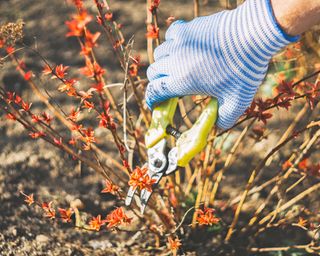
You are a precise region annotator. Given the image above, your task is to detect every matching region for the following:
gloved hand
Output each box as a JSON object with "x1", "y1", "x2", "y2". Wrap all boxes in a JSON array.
[{"x1": 145, "y1": 0, "x2": 299, "y2": 129}]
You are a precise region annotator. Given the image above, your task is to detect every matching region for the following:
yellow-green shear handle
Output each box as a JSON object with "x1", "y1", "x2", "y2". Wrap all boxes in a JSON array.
[
  {"x1": 145, "y1": 98, "x2": 179, "y2": 148},
  {"x1": 176, "y1": 98, "x2": 218, "y2": 167}
]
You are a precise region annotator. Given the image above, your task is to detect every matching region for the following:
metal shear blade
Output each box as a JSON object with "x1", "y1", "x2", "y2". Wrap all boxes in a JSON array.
[
  {"x1": 125, "y1": 139, "x2": 177, "y2": 214},
  {"x1": 139, "y1": 171, "x2": 164, "y2": 214}
]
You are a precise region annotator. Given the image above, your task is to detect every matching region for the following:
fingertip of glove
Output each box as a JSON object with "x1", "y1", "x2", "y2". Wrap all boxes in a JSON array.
[
  {"x1": 146, "y1": 65, "x2": 153, "y2": 81},
  {"x1": 145, "y1": 98, "x2": 153, "y2": 111},
  {"x1": 171, "y1": 20, "x2": 186, "y2": 26},
  {"x1": 145, "y1": 86, "x2": 155, "y2": 110},
  {"x1": 165, "y1": 19, "x2": 186, "y2": 40}
]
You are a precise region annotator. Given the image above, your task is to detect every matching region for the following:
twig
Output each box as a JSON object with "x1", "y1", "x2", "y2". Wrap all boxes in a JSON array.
[
  {"x1": 263, "y1": 102, "x2": 309, "y2": 170},
  {"x1": 225, "y1": 120, "x2": 320, "y2": 241},
  {"x1": 194, "y1": 0, "x2": 200, "y2": 17},
  {"x1": 146, "y1": 0, "x2": 155, "y2": 64},
  {"x1": 168, "y1": 206, "x2": 196, "y2": 235},
  {"x1": 247, "y1": 126, "x2": 320, "y2": 227},
  {"x1": 250, "y1": 243, "x2": 319, "y2": 253},
  {"x1": 191, "y1": 167, "x2": 203, "y2": 228},
  {"x1": 259, "y1": 182, "x2": 320, "y2": 225},
  {"x1": 122, "y1": 36, "x2": 135, "y2": 153},
  {"x1": 178, "y1": 99, "x2": 193, "y2": 128},
  {"x1": 210, "y1": 119, "x2": 254, "y2": 204},
  {"x1": 285, "y1": 174, "x2": 307, "y2": 193}
]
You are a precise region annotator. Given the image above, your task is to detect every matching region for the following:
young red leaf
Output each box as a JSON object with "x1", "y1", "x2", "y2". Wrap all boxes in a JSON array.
[
  {"x1": 101, "y1": 180, "x2": 119, "y2": 195},
  {"x1": 146, "y1": 24, "x2": 159, "y2": 39},
  {"x1": 5, "y1": 113, "x2": 16, "y2": 121},
  {"x1": 128, "y1": 166, "x2": 156, "y2": 192},
  {"x1": 21, "y1": 101, "x2": 32, "y2": 112},
  {"x1": 20, "y1": 191, "x2": 34, "y2": 206},
  {"x1": 42, "y1": 64, "x2": 52, "y2": 75},
  {"x1": 54, "y1": 64, "x2": 69, "y2": 79},
  {"x1": 58, "y1": 208, "x2": 74, "y2": 223},
  {"x1": 167, "y1": 237, "x2": 181, "y2": 256},
  {"x1": 105, "y1": 207, "x2": 132, "y2": 229},
  {"x1": 24, "y1": 71, "x2": 33, "y2": 81},
  {"x1": 42, "y1": 201, "x2": 56, "y2": 219},
  {"x1": 29, "y1": 132, "x2": 45, "y2": 139},
  {"x1": 196, "y1": 206, "x2": 220, "y2": 226},
  {"x1": 89, "y1": 214, "x2": 104, "y2": 231}
]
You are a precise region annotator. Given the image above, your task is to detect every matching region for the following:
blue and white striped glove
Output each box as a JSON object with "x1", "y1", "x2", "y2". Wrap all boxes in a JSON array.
[{"x1": 145, "y1": 0, "x2": 299, "y2": 129}]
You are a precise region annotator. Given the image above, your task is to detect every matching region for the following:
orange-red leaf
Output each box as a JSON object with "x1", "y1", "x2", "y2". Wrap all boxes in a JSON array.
[
  {"x1": 54, "y1": 64, "x2": 69, "y2": 79},
  {"x1": 20, "y1": 191, "x2": 34, "y2": 206},
  {"x1": 298, "y1": 159, "x2": 309, "y2": 171},
  {"x1": 146, "y1": 24, "x2": 159, "y2": 39},
  {"x1": 58, "y1": 208, "x2": 74, "y2": 223},
  {"x1": 105, "y1": 207, "x2": 132, "y2": 229},
  {"x1": 84, "y1": 30, "x2": 100, "y2": 49},
  {"x1": 24, "y1": 71, "x2": 33, "y2": 81},
  {"x1": 128, "y1": 166, "x2": 156, "y2": 192},
  {"x1": 5, "y1": 113, "x2": 16, "y2": 121},
  {"x1": 21, "y1": 101, "x2": 32, "y2": 112},
  {"x1": 83, "y1": 100, "x2": 94, "y2": 111},
  {"x1": 42, "y1": 201, "x2": 56, "y2": 219},
  {"x1": 196, "y1": 206, "x2": 220, "y2": 226},
  {"x1": 167, "y1": 237, "x2": 181, "y2": 255},
  {"x1": 6, "y1": 46, "x2": 15, "y2": 54},
  {"x1": 42, "y1": 64, "x2": 52, "y2": 75},
  {"x1": 29, "y1": 132, "x2": 45, "y2": 139},
  {"x1": 282, "y1": 160, "x2": 293, "y2": 171},
  {"x1": 65, "y1": 11, "x2": 92, "y2": 37},
  {"x1": 89, "y1": 214, "x2": 104, "y2": 231},
  {"x1": 101, "y1": 180, "x2": 119, "y2": 195}
]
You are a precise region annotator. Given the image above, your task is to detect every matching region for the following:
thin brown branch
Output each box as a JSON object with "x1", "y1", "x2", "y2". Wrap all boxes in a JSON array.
[
  {"x1": 194, "y1": 0, "x2": 200, "y2": 17},
  {"x1": 259, "y1": 182, "x2": 320, "y2": 225},
  {"x1": 250, "y1": 243, "x2": 319, "y2": 253},
  {"x1": 225, "y1": 120, "x2": 320, "y2": 241}
]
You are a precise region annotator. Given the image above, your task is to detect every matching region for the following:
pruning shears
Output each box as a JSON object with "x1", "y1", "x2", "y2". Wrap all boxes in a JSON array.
[{"x1": 125, "y1": 97, "x2": 218, "y2": 214}]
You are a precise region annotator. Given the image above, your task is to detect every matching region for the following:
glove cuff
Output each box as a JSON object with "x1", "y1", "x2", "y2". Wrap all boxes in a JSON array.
[
  {"x1": 263, "y1": 0, "x2": 300, "y2": 43},
  {"x1": 241, "y1": 0, "x2": 300, "y2": 57}
]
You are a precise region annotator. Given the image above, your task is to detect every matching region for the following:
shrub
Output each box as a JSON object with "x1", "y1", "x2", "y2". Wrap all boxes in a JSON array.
[{"x1": 1, "y1": 0, "x2": 319, "y2": 254}]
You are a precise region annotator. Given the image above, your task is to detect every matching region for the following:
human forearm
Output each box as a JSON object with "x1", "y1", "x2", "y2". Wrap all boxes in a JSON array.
[{"x1": 271, "y1": 0, "x2": 320, "y2": 36}]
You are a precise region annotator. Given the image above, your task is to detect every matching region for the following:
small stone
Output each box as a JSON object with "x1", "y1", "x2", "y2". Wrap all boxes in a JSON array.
[
  {"x1": 89, "y1": 240, "x2": 112, "y2": 250},
  {"x1": 70, "y1": 198, "x2": 84, "y2": 209},
  {"x1": 36, "y1": 234, "x2": 49, "y2": 244},
  {"x1": 8, "y1": 226, "x2": 17, "y2": 236}
]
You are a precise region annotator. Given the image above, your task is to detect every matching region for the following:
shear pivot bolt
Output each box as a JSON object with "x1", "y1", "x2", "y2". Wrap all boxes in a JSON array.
[{"x1": 154, "y1": 159, "x2": 163, "y2": 168}]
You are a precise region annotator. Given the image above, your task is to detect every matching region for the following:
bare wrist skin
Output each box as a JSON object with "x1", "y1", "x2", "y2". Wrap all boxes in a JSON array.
[{"x1": 270, "y1": 0, "x2": 320, "y2": 36}]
